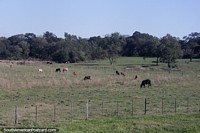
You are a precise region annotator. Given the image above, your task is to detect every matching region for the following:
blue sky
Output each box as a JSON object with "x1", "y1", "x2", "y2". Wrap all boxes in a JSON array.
[{"x1": 0, "y1": 0, "x2": 199, "y2": 38}]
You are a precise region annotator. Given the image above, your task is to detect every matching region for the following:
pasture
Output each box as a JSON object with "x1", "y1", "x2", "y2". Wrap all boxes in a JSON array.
[{"x1": 0, "y1": 57, "x2": 200, "y2": 132}]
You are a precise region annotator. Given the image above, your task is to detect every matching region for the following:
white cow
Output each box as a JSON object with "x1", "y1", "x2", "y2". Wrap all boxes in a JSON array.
[
  {"x1": 63, "y1": 68, "x2": 68, "y2": 72},
  {"x1": 38, "y1": 69, "x2": 43, "y2": 72}
]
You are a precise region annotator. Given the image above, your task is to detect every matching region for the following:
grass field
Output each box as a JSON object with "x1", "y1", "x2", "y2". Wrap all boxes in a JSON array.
[{"x1": 0, "y1": 57, "x2": 200, "y2": 132}]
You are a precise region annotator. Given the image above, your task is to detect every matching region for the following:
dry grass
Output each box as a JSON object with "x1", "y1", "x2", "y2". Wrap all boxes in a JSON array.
[{"x1": 0, "y1": 58, "x2": 200, "y2": 127}]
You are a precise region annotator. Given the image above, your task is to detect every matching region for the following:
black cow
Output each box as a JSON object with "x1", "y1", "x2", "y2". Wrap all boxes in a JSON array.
[
  {"x1": 83, "y1": 76, "x2": 91, "y2": 80},
  {"x1": 140, "y1": 79, "x2": 151, "y2": 88},
  {"x1": 47, "y1": 61, "x2": 53, "y2": 64},
  {"x1": 55, "y1": 68, "x2": 61, "y2": 72},
  {"x1": 116, "y1": 70, "x2": 120, "y2": 75}
]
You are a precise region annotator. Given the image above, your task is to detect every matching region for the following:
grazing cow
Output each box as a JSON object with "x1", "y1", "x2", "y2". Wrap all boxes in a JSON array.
[
  {"x1": 55, "y1": 68, "x2": 61, "y2": 72},
  {"x1": 134, "y1": 75, "x2": 138, "y2": 80},
  {"x1": 63, "y1": 68, "x2": 69, "y2": 72},
  {"x1": 83, "y1": 76, "x2": 91, "y2": 80},
  {"x1": 73, "y1": 71, "x2": 77, "y2": 77},
  {"x1": 47, "y1": 61, "x2": 53, "y2": 64},
  {"x1": 140, "y1": 79, "x2": 151, "y2": 88},
  {"x1": 120, "y1": 72, "x2": 125, "y2": 77},
  {"x1": 38, "y1": 69, "x2": 43, "y2": 72},
  {"x1": 116, "y1": 70, "x2": 120, "y2": 75}
]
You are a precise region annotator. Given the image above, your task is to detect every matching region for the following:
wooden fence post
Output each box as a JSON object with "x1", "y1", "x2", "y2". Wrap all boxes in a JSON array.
[
  {"x1": 15, "y1": 105, "x2": 19, "y2": 125},
  {"x1": 71, "y1": 101, "x2": 73, "y2": 121},
  {"x1": 162, "y1": 98, "x2": 164, "y2": 114},
  {"x1": 132, "y1": 99, "x2": 134, "y2": 116},
  {"x1": 116, "y1": 101, "x2": 119, "y2": 117},
  {"x1": 101, "y1": 102, "x2": 104, "y2": 116},
  {"x1": 53, "y1": 104, "x2": 56, "y2": 122},
  {"x1": 187, "y1": 97, "x2": 189, "y2": 113},
  {"x1": 144, "y1": 98, "x2": 149, "y2": 115},
  {"x1": 174, "y1": 98, "x2": 177, "y2": 113},
  {"x1": 86, "y1": 100, "x2": 89, "y2": 120},
  {"x1": 35, "y1": 105, "x2": 37, "y2": 125}
]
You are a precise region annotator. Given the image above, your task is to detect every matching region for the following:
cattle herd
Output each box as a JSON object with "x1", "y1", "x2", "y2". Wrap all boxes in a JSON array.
[{"x1": 37, "y1": 61, "x2": 152, "y2": 88}]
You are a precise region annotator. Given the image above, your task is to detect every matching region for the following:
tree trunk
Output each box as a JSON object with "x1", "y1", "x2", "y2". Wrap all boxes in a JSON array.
[
  {"x1": 190, "y1": 49, "x2": 194, "y2": 62},
  {"x1": 156, "y1": 57, "x2": 159, "y2": 66},
  {"x1": 108, "y1": 57, "x2": 114, "y2": 65},
  {"x1": 168, "y1": 62, "x2": 171, "y2": 68}
]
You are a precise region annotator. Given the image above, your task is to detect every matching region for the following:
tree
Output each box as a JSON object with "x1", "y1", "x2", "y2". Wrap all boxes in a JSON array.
[
  {"x1": 43, "y1": 31, "x2": 60, "y2": 43},
  {"x1": 122, "y1": 37, "x2": 139, "y2": 56},
  {"x1": 159, "y1": 34, "x2": 183, "y2": 68},
  {"x1": 52, "y1": 49, "x2": 68, "y2": 63},
  {"x1": 18, "y1": 41, "x2": 30, "y2": 60},
  {"x1": 0, "y1": 37, "x2": 11, "y2": 59},
  {"x1": 7, "y1": 34, "x2": 30, "y2": 60},
  {"x1": 183, "y1": 32, "x2": 200, "y2": 62},
  {"x1": 29, "y1": 36, "x2": 48, "y2": 59},
  {"x1": 100, "y1": 32, "x2": 125, "y2": 65}
]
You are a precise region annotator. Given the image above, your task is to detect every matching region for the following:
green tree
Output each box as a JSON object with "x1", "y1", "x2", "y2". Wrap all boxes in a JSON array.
[
  {"x1": 160, "y1": 34, "x2": 183, "y2": 68},
  {"x1": 43, "y1": 31, "x2": 60, "y2": 43},
  {"x1": 100, "y1": 32, "x2": 125, "y2": 65},
  {"x1": 52, "y1": 49, "x2": 68, "y2": 63},
  {"x1": 183, "y1": 32, "x2": 200, "y2": 62},
  {"x1": 0, "y1": 37, "x2": 11, "y2": 59}
]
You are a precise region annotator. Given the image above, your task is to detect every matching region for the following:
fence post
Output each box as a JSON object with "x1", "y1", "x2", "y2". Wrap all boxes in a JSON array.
[
  {"x1": 162, "y1": 98, "x2": 164, "y2": 115},
  {"x1": 101, "y1": 102, "x2": 104, "y2": 116},
  {"x1": 144, "y1": 98, "x2": 149, "y2": 115},
  {"x1": 174, "y1": 98, "x2": 177, "y2": 113},
  {"x1": 86, "y1": 100, "x2": 89, "y2": 120},
  {"x1": 187, "y1": 97, "x2": 189, "y2": 113},
  {"x1": 71, "y1": 101, "x2": 73, "y2": 121},
  {"x1": 35, "y1": 105, "x2": 37, "y2": 125},
  {"x1": 53, "y1": 104, "x2": 56, "y2": 122},
  {"x1": 116, "y1": 101, "x2": 119, "y2": 117},
  {"x1": 132, "y1": 99, "x2": 134, "y2": 116},
  {"x1": 15, "y1": 105, "x2": 19, "y2": 125}
]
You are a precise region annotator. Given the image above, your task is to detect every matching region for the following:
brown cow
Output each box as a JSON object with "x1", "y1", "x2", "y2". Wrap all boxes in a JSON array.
[
  {"x1": 73, "y1": 71, "x2": 77, "y2": 77},
  {"x1": 134, "y1": 75, "x2": 138, "y2": 80},
  {"x1": 120, "y1": 72, "x2": 125, "y2": 77}
]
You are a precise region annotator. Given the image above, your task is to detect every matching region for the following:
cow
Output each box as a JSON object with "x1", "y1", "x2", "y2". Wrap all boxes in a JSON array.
[
  {"x1": 83, "y1": 76, "x2": 91, "y2": 80},
  {"x1": 63, "y1": 68, "x2": 68, "y2": 72},
  {"x1": 134, "y1": 75, "x2": 138, "y2": 80},
  {"x1": 140, "y1": 79, "x2": 151, "y2": 88},
  {"x1": 116, "y1": 70, "x2": 120, "y2": 75},
  {"x1": 120, "y1": 72, "x2": 125, "y2": 77},
  {"x1": 73, "y1": 71, "x2": 77, "y2": 77},
  {"x1": 38, "y1": 69, "x2": 43, "y2": 72},
  {"x1": 47, "y1": 61, "x2": 53, "y2": 64},
  {"x1": 55, "y1": 68, "x2": 61, "y2": 72}
]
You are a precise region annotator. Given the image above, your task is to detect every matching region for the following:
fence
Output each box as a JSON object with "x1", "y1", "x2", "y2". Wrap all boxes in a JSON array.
[{"x1": 0, "y1": 97, "x2": 199, "y2": 126}]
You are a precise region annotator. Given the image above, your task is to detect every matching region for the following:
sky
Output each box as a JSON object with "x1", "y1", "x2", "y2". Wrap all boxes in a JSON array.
[{"x1": 0, "y1": 0, "x2": 200, "y2": 39}]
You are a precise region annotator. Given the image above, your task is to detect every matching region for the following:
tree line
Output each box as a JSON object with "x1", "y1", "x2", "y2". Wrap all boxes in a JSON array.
[{"x1": 0, "y1": 31, "x2": 200, "y2": 66}]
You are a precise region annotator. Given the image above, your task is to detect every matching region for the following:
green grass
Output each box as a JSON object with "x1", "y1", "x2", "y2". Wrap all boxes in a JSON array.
[
  {"x1": 18, "y1": 114, "x2": 199, "y2": 133},
  {"x1": 0, "y1": 57, "x2": 200, "y2": 132},
  {"x1": 62, "y1": 114, "x2": 200, "y2": 133}
]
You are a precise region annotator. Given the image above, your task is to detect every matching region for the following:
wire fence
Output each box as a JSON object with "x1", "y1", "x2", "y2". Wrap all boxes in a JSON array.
[{"x1": 0, "y1": 97, "x2": 199, "y2": 126}]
